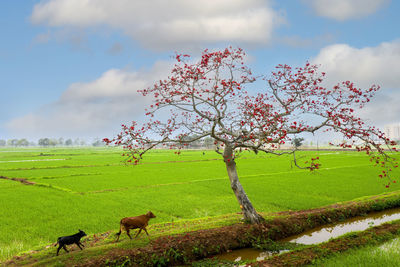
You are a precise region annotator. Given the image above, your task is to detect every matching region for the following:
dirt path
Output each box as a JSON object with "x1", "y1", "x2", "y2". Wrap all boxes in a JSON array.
[{"x1": 0, "y1": 176, "x2": 36, "y2": 185}]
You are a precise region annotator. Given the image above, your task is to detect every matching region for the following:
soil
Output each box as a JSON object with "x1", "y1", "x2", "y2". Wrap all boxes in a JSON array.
[{"x1": 0, "y1": 175, "x2": 36, "y2": 185}]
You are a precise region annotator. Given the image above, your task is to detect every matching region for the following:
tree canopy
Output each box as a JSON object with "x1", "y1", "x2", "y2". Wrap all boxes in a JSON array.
[{"x1": 105, "y1": 47, "x2": 398, "y2": 223}]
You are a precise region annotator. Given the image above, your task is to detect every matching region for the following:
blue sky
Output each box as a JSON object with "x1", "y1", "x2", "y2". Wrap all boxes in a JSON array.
[{"x1": 1, "y1": 0, "x2": 399, "y2": 141}]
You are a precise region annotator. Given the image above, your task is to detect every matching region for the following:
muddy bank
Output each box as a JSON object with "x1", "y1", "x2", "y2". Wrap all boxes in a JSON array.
[
  {"x1": 64, "y1": 192, "x2": 400, "y2": 266},
  {"x1": 0, "y1": 175, "x2": 35, "y2": 185}
]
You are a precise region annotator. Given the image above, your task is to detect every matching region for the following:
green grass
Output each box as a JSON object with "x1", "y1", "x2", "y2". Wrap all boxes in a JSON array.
[
  {"x1": 308, "y1": 237, "x2": 400, "y2": 266},
  {"x1": 0, "y1": 147, "x2": 399, "y2": 261}
]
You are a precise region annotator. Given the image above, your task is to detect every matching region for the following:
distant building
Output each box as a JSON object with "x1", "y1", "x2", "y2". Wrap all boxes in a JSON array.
[{"x1": 384, "y1": 123, "x2": 400, "y2": 140}]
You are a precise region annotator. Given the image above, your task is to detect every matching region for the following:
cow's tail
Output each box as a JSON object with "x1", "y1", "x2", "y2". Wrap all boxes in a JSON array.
[{"x1": 116, "y1": 220, "x2": 123, "y2": 236}]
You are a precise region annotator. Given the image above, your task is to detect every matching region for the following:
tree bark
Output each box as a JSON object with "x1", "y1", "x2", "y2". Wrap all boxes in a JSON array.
[{"x1": 224, "y1": 145, "x2": 264, "y2": 224}]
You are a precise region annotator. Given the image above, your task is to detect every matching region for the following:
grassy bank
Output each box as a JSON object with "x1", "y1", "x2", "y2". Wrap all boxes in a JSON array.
[{"x1": 307, "y1": 237, "x2": 400, "y2": 266}]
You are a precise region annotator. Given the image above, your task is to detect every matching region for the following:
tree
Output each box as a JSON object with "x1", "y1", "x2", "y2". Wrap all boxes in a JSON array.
[
  {"x1": 0, "y1": 140, "x2": 6, "y2": 146},
  {"x1": 203, "y1": 137, "x2": 214, "y2": 149},
  {"x1": 292, "y1": 137, "x2": 304, "y2": 148},
  {"x1": 38, "y1": 138, "x2": 50, "y2": 146},
  {"x1": 17, "y1": 139, "x2": 29, "y2": 146},
  {"x1": 65, "y1": 139, "x2": 73, "y2": 146},
  {"x1": 105, "y1": 47, "x2": 398, "y2": 224},
  {"x1": 92, "y1": 139, "x2": 104, "y2": 147},
  {"x1": 49, "y1": 139, "x2": 58, "y2": 146},
  {"x1": 58, "y1": 137, "x2": 64, "y2": 146},
  {"x1": 73, "y1": 138, "x2": 80, "y2": 146},
  {"x1": 7, "y1": 139, "x2": 18, "y2": 147}
]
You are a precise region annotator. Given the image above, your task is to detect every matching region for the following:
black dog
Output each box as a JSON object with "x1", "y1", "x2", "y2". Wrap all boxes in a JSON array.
[{"x1": 55, "y1": 229, "x2": 87, "y2": 256}]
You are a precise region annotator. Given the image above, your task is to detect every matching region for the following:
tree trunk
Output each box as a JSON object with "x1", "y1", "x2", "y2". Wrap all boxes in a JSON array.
[{"x1": 224, "y1": 145, "x2": 264, "y2": 224}]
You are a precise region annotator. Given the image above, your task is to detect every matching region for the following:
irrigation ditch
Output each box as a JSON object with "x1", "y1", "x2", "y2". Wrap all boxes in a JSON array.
[
  {"x1": 215, "y1": 207, "x2": 400, "y2": 264},
  {"x1": 6, "y1": 191, "x2": 399, "y2": 266}
]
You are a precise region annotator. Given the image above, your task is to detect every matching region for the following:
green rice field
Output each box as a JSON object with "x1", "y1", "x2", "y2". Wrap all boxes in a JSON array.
[{"x1": 0, "y1": 147, "x2": 399, "y2": 261}]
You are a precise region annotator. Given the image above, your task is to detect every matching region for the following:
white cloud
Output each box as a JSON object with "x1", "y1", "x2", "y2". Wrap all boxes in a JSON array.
[
  {"x1": 30, "y1": 0, "x2": 284, "y2": 50},
  {"x1": 303, "y1": 0, "x2": 389, "y2": 21},
  {"x1": 6, "y1": 62, "x2": 172, "y2": 139},
  {"x1": 312, "y1": 40, "x2": 400, "y2": 88},
  {"x1": 355, "y1": 89, "x2": 400, "y2": 127},
  {"x1": 311, "y1": 40, "x2": 400, "y2": 127}
]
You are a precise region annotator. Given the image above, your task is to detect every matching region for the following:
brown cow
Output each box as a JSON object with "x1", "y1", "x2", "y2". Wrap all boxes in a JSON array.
[{"x1": 116, "y1": 211, "x2": 156, "y2": 242}]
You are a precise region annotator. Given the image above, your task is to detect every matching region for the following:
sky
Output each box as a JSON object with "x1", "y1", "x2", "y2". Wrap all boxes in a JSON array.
[{"x1": 0, "y1": 0, "x2": 399, "y2": 141}]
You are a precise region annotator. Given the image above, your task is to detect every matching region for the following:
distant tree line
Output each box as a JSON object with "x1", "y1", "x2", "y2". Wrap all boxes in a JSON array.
[
  {"x1": 0, "y1": 138, "x2": 106, "y2": 147},
  {"x1": 0, "y1": 136, "x2": 358, "y2": 148},
  {"x1": 0, "y1": 136, "x2": 216, "y2": 148},
  {"x1": 182, "y1": 136, "x2": 215, "y2": 149},
  {"x1": 0, "y1": 139, "x2": 33, "y2": 147}
]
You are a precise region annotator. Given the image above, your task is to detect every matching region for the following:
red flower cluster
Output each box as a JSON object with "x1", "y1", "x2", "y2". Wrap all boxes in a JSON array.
[{"x1": 105, "y1": 47, "x2": 398, "y2": 185}]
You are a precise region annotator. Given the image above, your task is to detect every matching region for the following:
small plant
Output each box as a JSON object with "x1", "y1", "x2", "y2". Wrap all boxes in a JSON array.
[
  {"x1": 118, "y1": 256, "x2": 132, "y2": 267},
  {"x1": 307, "y1": 214, "x2": 315, "y2": 226},
  {"x1": 192, "y1": 245, "x2": 206, "y2": 257},
  {"x1": 252, "y1": 238, "x2": 304, "y2": 252},
  {"x1": 192, "y1": 258, "x2": 236, "y2": 267},
  {"x1": 312, "y1": 246, "x2": 331, "y2": 256},
  {"x1": 167, "y1": 247, "x2": 186, "y2": 262},
  {"x1": 105, "y1": 256, "x2": 132, "y2": 267},
  {"x1": 151, "y1": 254, "x2": 169, "y2": 267}
]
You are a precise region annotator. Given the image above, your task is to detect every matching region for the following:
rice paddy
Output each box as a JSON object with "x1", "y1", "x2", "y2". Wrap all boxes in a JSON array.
[{"x1": 1, "y1": 147, "x2": 399, "y2": 261}]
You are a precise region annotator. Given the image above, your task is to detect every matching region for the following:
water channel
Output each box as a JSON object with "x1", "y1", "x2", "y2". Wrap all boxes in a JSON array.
[{"x1": 216, "y1": 208, "x2": 400, "y2": 262}]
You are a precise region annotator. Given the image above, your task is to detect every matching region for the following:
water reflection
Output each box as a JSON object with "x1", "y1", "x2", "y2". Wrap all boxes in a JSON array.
[
  {"x1": 215, "y1": 208, "x2": 400, "y2": 262},
  {"x1": 215, "y1": 248, "x2": 277, "y2": 262},
  {"x1": 283, "y1": 208, "x2": 400, "y2": 245}
]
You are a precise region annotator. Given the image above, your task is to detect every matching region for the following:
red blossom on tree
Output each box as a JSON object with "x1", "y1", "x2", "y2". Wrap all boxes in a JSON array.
[{"x1": 105, "y1": 47, "x2": 398, "y2": 224}]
